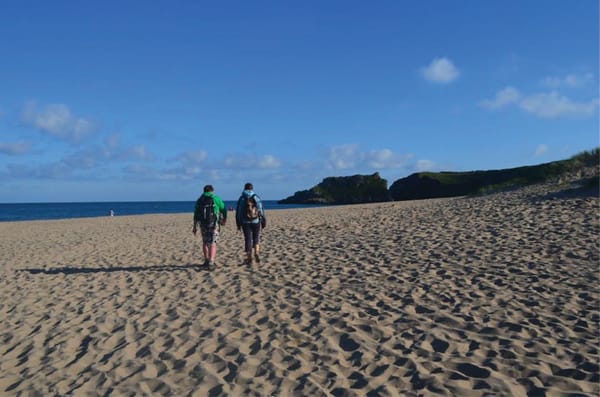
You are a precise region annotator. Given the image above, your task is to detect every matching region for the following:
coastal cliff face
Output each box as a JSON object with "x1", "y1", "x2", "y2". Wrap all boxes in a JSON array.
[
  {"x1": 278, "y1": 149, "x2": 599, "y2": 205},
  {"x1": 278, "y1": 172, "x2": 391, "y2": 205}
]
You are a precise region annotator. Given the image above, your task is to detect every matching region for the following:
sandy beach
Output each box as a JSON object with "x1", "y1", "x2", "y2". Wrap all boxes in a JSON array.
[{"x1": 0, "y1": 178, "x2": 598, "y2": 396}]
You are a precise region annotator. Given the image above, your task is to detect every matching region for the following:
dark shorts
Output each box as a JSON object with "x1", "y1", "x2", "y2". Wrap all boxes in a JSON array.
[{"x1": 201, "y1": 225, "x2": 220, "y2": 244}]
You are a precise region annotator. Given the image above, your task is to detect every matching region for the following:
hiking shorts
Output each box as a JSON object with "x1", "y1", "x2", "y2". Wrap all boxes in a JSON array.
[{"x1": 201, "y1": 225, "x2": 220, "y2": 244}]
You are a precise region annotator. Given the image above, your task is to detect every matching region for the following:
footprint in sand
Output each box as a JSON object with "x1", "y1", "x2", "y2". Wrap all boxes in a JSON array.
[{"x1": 339, "y1": 333, "x2": 359, "y2": 352}]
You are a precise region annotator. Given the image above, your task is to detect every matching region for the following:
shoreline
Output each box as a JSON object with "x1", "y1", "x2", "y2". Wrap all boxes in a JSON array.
[{"x1": 0, "y1": 200, "x2": 335, "y2": 224}]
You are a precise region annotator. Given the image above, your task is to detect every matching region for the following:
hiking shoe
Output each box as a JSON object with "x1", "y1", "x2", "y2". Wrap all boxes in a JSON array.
[
  {"x1": 254, "y1": 253, "x2": 261, "y2": 263},
  {"x1": 207, "y1": 261, "x2": 216, "y2": 270}
]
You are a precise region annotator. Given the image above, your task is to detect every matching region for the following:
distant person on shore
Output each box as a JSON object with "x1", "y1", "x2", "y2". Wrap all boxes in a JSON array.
[
  {"x1": 193, "y1": 184, "x2": 227, "y2": 269},
  {"x1": 109, "y1": 209, "x2": 114, "y2": 217},
  {"x1": 236, "y1": 182, "x2": 266, "y2": 265}
]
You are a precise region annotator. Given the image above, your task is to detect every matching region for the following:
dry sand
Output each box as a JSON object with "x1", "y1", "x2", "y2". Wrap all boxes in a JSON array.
[{"x1": 0, "y1": 178, "x2": 598, "y2": 396}]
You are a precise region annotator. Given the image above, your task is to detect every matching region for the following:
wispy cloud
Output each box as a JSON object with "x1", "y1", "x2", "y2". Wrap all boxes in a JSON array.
[
  {"x1": 421, "y1": 57, "x2": 460, "y2": 84},
  {"x1": 5, "y1": 162, "x2": 73, "y2": 180},
  {"x1": 222, "y1": 153, "x2": 282, "y2": 170},
  {"x1": 120, "y1": 145, "x2": 155, "y2": 161},
  {"x1": 366, "y1": 149, "x2": 412, "y2": 169},
  {"x1": 21, "y1": 101, "x2": 96, "y2": 144},
  {"x1": 0, "y1": 141, "x2": 31, "y2": 155},
  {"x1": 59, "y1": 148, "x2": 284, "y2": 183},
  {"x1": 257, "y1": 154, "x2": 281, "y2": 169},
  {"x1": 479, "y1": 87, "x2": 521, "y2": 109},
  {"x1": 534, "y1": 144, "x2": 549, "y2": 157},
  {"x1": 62, "y1": 150, "x2": 99, "y2": 169},
  {"x1": 480, "y1": 86, "x2": 599, "y2": 118},
  {"x1": 326, "y1": 144, "x2": 412, "y2": 171},
  {"x1": 123, "y1": 164, "x2": 193, "y2": 181},
  {"x1": 543, "y1": 73, "x2": 594, "y2": 88},
  {"x1": 326, "y1": 144, "x2": 361, "y2": 170},
  {"x1": 62, "y1": 134, "x2": 156, "y2": 170},
  {"x1": 173, "y1": 150, "x2": 209, "y2": 166},
  {"x1": 416, "y1": 159, "x2": 436, "y2": 172},
  {"x1": 520, "y1": 92, "x2": 599, "y2": 118}
]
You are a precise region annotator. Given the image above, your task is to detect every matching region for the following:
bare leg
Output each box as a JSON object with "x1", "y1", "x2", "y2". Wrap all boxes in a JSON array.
[
  {"x1": 254, "y1": 244, "x2": 261, "y2": 262},
  {"x1": 203, "y1": 243, "x2": 210, "y2": 261},
  {"x1": 209, "y1": 243, "x2": 217, "y2": 262}
]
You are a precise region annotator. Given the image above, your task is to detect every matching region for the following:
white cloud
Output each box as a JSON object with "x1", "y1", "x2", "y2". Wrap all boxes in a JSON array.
[
  {"x1": 416, "y1": 159, "x2": 436, "y2": 172},
  {"x1": 123, "y1": 164, "x2": 155, "y2": 178},
  {"x1": 479, "y1": 87, "x2": 521, "y2": 109},
  {"x1": 124, "y1": 145, "x2": 154, "y2": 161},
  {"x1": 257, "y1": 154, "x2": 281, "y2": 169},
  {"x1": 62, "y1": 137, "x2": 156, "y2": 170},
  {"x1": 169, "y1": 150, "x2": 208, "y2": 176},
  {"x1": 0, "y1": 141, "x2": 31, "y2": 155},
  {"x1": 22, "y1": 102, "x2": 96, "y2": 143},
  {"x1": 222, "y1": 155, "x2": 242, "y2": 168},
  {"x1": 175, "y1": 150, "x2": 208, "y2": 165},
  {"x1": 421, "y1": 57, "x2": 460, "y2": 83},
  {"x1": 519, "y1": 91, "x2": 599, "y2": 118},
  {"x1": 480, "y1": 87, "x2": 599, "y2": 118},
  {"x1": 366, "y1": 149, "x2": 394, "y2": 169},
  {"x1": 534, "y1": 144, "x2": 549, "y2": 157},
  {"x1": 543, "y1": 73, "x2": 594, "y2": 88},
  {"x1": 326, "y1": 144, "x2": 413, "y2": 171},
  {"x1": 122, "y1": 164, "x2": 195, "y2": 181},
  {"x1": 6, "y1": 162, "x2": 72, "y2": 179},
  {"x1": 326, "y1": 144, "x2": 361, "y2": 170},
  {"x1": 221, "y1": 152, "x2": 282, "y2": 170},
  {"x1": 366, "y1": 149, "x2": 412, "y2": 169}
]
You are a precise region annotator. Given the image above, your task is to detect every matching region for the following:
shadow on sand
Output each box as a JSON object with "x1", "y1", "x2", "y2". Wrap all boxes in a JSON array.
[
  {"x1": 19, "y1": 263, "x2": 210, "y2": 275},
  {"x1": 535, "y1": 181, "x2": 599, "y2": 202}
]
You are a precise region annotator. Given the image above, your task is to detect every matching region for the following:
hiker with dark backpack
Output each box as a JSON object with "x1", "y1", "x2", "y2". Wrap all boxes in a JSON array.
[
  {"x1": 235, "y1": 182, "x2": 266, "y2": 265},
  {"x1": 193, "y1": 184, "x2": 227, "y2": 269}
]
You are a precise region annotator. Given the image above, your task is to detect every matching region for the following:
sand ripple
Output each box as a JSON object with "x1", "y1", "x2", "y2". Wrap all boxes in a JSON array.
[{"x1": 1, "y1": 180, "x2": 598, "y2": 396}]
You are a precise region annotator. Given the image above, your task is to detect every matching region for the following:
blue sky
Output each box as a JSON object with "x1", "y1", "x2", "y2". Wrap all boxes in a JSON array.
[{"x1": 1, "y1": 1, "x2": 598, "y2": 202}]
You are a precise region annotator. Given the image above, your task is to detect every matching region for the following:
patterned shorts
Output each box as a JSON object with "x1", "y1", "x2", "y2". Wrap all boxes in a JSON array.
[{"x1": 201, "y1": 226, "x2": 220, "y2": 244}]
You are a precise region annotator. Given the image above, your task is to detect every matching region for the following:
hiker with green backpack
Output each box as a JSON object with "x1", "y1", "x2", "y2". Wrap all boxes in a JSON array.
[
  {"x1": 235, "y1": 182, "x2": 266, "y2": 265},
  {"x1": 193, "y1": 184, "x2": 227, "y2": 269}
]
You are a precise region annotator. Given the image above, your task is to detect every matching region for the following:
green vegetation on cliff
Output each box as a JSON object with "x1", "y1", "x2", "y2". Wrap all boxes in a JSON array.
[{"x1": 389, "y1": 148, "x2": 599, "y2": 201}]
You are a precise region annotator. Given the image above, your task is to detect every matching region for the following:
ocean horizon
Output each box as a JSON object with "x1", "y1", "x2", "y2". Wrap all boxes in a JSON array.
[{"x1": 0, "y1": 201, "x2": 322, "y2": 222}]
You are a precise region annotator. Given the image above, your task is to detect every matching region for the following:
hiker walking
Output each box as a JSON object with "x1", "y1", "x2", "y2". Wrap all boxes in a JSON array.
[
  {"x1": 193, "y1": 184, "x2": 227, "y2": 269},
  {"x1": 236, "y1": 182, "x2": 266, "y2": 265}
]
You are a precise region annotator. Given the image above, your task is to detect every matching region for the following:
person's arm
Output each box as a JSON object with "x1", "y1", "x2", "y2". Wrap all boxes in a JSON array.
[
  {"x1": 256, "y1": 195, "x2": 266, "y2": 229},
  {"x1": 235, "y1": 197, "x2": 242, "y2": 229},
  {"x1": 192, "y1": 199, "x2": 200, "y2": 234},
  {"x1": 256, "y1": 195, "x2": 265, "y2": 217},
  {"x1": 214, "y1": 196, "x2": 227, "y2": 224}
]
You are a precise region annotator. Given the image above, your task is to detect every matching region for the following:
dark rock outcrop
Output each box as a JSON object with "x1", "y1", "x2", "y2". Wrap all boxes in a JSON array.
[
  {"x1": 389, "y1": 171, "x2": 491, "y2": 201},
  {"x1": 278, "y1": 173, "x2": 391, "y2": 205}
]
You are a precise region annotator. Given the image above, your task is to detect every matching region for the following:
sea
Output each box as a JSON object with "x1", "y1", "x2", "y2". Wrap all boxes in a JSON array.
[{"x1": 0, "y1": 201, "x2": 319, "y2": 222}]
